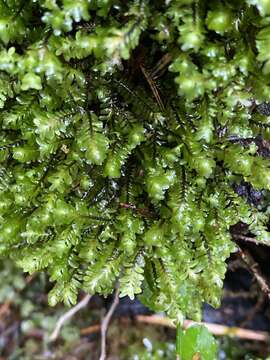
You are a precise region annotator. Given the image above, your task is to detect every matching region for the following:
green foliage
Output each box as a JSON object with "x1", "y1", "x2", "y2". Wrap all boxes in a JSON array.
[
  {"x1": 176, "y1": 324, "x2": 217, "y2": 360},
  {"x1": 0, "y1": 0, "x2": 270, "y2": 323}
]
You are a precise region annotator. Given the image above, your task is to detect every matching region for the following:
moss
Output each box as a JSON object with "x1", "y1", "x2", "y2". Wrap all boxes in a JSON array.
[{"x1": 0, "y1": 0, "x2": 269, "y2": 321}]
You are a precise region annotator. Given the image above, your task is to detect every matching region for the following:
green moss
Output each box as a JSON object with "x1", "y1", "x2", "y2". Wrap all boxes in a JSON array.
[{"x1": 0, "y1": 0, "x2": 269, "y2": 321}]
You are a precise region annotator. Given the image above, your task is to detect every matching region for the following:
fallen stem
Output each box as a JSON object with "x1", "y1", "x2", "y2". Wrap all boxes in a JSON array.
[
  {"x1": 80, "y1": 315, "x2": 270, "y2": 342},
  {"x1": 136, "y1": 316, "x2": 270, "y2": 342},
  {"x1": 80, "y1": 324, "x2": 101, "y2": 335},
  {"x1": 232, "y1": 234, "x2": 261, "y2": 246},
  {"x1": 49, "y1": 294, "x2": 91, "y2": 342},
  {"x1": 238, "y1": 247, "x2": 270, "y2": 299},
  {"x1": 99, "y1": 288, "x2": 119, "y2": 360}
]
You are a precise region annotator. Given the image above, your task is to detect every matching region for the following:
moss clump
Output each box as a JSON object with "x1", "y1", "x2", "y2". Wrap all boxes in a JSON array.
[{"x1": 0, "y1": 0, "x2": 269, "y2": 321}]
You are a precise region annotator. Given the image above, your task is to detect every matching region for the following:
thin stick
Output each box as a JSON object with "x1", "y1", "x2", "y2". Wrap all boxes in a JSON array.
[
  {"x1": 140, "y1": 64, "x2": 165, "y2": 112},
  {"x1": 80, "y1": 315, "x2": 270, "y2": 342},
  {"x1": 49, "y1": 294, "x2": 91, "y2": 342},
  {"x1": 232, "y1": 234, "x2": 261, "y2": 246},
  {"x1": 99, "y1": 288, "x2": 119, "y2": 360},
  {"x1": 136, "y1": 315, "x2": 270, "y2": 342},
  {"x1": 80, "y1": 324, "x2": 101, "y2": 336},
  {"x1": 151, "y1": 53, "x2": 173, "y2": 78},
  {"x1": 238, "y1": 247, "x2": 270, "y2": 299}
]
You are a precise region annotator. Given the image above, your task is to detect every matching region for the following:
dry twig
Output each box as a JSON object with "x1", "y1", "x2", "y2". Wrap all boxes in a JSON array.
[
  {"x1": 223, "y1": 289, "x2": 255, "y2": 299},
  {"x1": 232, "y1": 233, "x2": 261, "y2": 246},
  {"x1": 49, "y1": 294, "x2": 91, "y2": 342},
  {"x1": 80, "y1": 324, "x2": 101, "y2": 336},
  {"x1": 151, "y1": 53, "x2": 173, "y2": 78},
  {"x1": 136, "y1": 315, "x2": 270, "y2": 342},
  {"x1": 80, "y1": 314, "x2": 270, "y2": 342},
  {"x1": 238, "y1": 247, "x2": 270, "y2": 299},
  {"x1": 99, "y1": 288, "x2": 119, "y2": 360},
  {"x1": 140, "y1": 64, "x2": 165, "y2": 112}
]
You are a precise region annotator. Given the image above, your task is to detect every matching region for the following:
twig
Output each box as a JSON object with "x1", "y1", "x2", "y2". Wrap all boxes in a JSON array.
[
  {"x1": 99, "y1": 288, "x2": 119, "y2": 360},
  {"x1": 136, "y1": 315, "x2": 270, "y2": 342},
  {"x1": 140, "y1": 64, "x2": 165, "y2": 112},
  {"x1": 238, "y1": 247, "x2": 270, "y2": 299},
  {"x1": 232, "y1": 234, "x2": 261, "y2": 246},
  {"x1": 151, "y1": 53, "x2": 173, "y2": 78},
  {"x1": 80, "y1": 314, "x2": 270, "y2": 342},
  {"x1": 223, "y1": 289, "x2": 255, "y2": 299},
  {"x1": 80, "y1": 324, "x2": 101, "y2": 336},
  {"x1": 49, "y1": 294, "x2": 91, "y2": 342}
]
